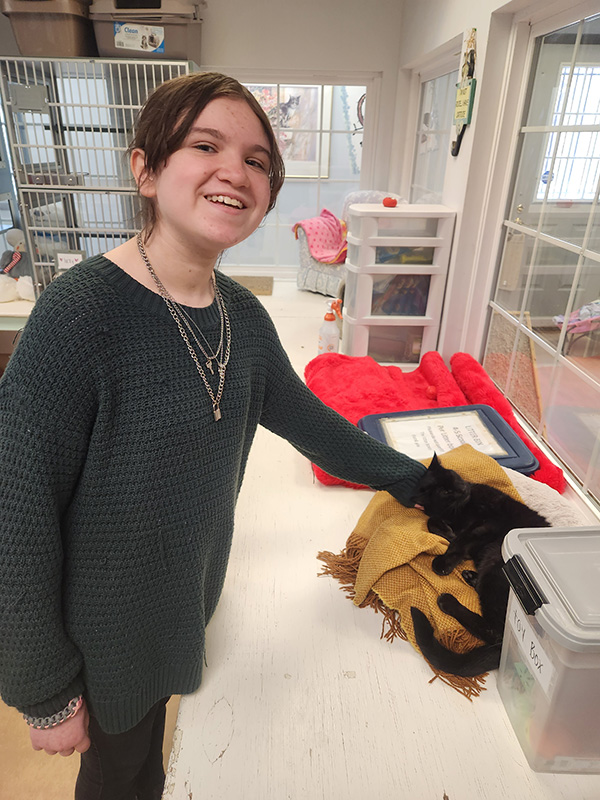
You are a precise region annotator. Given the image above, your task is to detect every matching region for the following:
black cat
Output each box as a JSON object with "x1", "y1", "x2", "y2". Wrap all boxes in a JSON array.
[{"x1": 409, "y1": 453, "x2": 550, "y2": 677}]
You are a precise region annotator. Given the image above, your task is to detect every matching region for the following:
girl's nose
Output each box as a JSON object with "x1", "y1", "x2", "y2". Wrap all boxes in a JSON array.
[{"x1": 216, "y1": 153, "x2": 250, "y2": 186}]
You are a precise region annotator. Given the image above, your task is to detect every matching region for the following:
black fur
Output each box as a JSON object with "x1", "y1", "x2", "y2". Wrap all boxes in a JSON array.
[{"x1": 410, "y1": 454, "x2": 550, "y2": 677}]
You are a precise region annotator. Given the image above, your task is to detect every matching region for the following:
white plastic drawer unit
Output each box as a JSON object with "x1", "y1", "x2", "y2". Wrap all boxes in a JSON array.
[{"x1": 341, "y1": 203, "x2": 455, "y2": 367}]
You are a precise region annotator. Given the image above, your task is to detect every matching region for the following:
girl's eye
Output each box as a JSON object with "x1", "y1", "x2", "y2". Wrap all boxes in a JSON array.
[
  {"x1": 246, "y1": 158, "x2": 267, "y2": 171},
  {"x1": 195, "y1": 143, "x2": 216, "y2": 152}
]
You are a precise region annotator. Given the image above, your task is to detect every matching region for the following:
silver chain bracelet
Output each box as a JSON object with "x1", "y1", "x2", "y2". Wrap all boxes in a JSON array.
[{"x1": 23, "y1": 695, "x2": 83, "y2": 730}]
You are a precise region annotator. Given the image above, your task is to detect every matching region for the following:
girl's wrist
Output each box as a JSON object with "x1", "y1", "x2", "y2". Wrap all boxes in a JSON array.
[{"x1": 23, "y1": 695, "x2": 83, "y2": 730}]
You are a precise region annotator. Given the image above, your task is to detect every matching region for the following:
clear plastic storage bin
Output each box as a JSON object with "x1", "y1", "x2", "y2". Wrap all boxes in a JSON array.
[
  {"x1": 342, "y1": 314, "x2": 423, "y2": 364},
  {"x1": 0, "y1": 0, "x2": 98, "y2": 57},
  {"x1": 344, "y1": 268, "x2": 431, "y2": 318},
  {"x1": 499, "y1": 526, "x2": 600, "y2": 774},
  {"x1": 89, "y1": 0, "x2": 201, "y2": 62}
]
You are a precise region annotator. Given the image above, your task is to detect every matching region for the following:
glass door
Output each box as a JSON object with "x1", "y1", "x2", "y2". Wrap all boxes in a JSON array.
[{"x1": 484, "y1": 14, "x2": 600, "y2": 506}]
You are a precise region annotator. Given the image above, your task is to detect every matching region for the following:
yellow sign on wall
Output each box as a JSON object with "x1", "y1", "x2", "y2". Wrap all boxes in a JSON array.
[{"x1": 453, "y1": 78, "x2": 476, "y2": 126}]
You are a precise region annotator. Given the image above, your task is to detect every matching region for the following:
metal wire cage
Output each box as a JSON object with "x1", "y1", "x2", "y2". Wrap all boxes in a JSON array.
[{"x1": 0, "y1": 57, "x2": 190, "y2": 292}]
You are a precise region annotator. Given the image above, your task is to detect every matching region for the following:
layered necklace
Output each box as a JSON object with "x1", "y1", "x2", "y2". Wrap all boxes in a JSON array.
[{"x1": 137, "y1": 233, "x2": 231, "y2": 421}]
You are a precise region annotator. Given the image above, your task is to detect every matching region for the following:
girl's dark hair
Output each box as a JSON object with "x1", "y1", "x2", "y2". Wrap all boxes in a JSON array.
[{"x1": 128, "y1": 72, "x2": 285, "y2": 236}]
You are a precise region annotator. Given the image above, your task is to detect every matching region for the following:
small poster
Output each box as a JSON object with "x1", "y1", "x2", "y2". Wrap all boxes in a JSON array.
[
  {"x1": 114, "y1": 22, "x2": 165, "y2": 53},
  {"x1": 453, "y1": 78, "x2": 476, "y2": 126},
  {"x1": 380, "y1": 409, "x2": 508, "y2": 460},
  {"x1": 55, "y1": 251, "x2": 85, "y2": 271}
]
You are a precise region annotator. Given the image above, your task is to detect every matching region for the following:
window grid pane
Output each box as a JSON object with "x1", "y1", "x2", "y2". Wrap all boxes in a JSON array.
[
  {"x1": 485, "y1": 14, "x2": 600, "y2": 507},
  {"x1": 410, "y1": 69, "x2": 458, "y2": 204},
  {"x1": 537, "y1": 65, "x2": 600, "y2": 200},
  {"x1": 222, "y1": 83, "x2": 366, "y2": 269}
]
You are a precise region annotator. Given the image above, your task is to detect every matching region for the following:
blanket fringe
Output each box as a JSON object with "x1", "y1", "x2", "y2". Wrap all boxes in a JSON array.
[
  {"x1": 318, "y1": 537, "x2": 409, "y2": 645},
  {"x1": 317, "y1": 532, "x2": 367, "y2": 602},
  {"x1": 317, "y1": 534, "x2": 487, "y2": 700},
  {"x1": 427, "y1": 669, "x2": 487, "y2": 700}
]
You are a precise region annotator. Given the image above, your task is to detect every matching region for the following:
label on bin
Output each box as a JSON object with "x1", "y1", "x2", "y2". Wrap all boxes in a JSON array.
[
  {"x1": 113, "y1": 22, "x2": 165, "y2": 53},
  {"x1": 508, "y1": 597, "x2": 556, "y2": 696}
]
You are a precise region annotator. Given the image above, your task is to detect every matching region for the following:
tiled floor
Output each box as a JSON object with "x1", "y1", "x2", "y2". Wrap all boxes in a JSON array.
[{"x1": 0, "y1": 279, "x2": 324, "y2": 800}]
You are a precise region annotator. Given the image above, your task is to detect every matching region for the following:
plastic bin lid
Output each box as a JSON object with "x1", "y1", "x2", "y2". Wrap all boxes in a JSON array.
[{"x1": 502, "y1": 526, "x2": 600, "y2": 652}]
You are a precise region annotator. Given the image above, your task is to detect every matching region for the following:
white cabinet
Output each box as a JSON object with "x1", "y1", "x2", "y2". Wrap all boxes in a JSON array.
[{"x1": 341, "y1": 203, "x2": 455, "y2": 367}]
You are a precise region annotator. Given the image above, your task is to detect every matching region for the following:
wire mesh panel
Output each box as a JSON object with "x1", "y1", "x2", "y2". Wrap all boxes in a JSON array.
[{"x1": 0, "y1": 57, "x2": 189, "y2": 291}]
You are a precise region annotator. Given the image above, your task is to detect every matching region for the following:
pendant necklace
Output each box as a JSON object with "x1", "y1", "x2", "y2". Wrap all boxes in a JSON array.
[{"x1": 137, "y1": 233, "x2": 231, "y2": 421}]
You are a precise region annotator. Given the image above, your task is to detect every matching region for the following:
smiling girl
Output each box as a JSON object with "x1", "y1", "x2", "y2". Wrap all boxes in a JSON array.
[{"x1": 0, "y1": 72, "x2": 426, "y2": 799}]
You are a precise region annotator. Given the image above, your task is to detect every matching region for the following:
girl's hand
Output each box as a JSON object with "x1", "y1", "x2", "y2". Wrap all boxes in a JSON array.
[{"x1": 29, "y1": 699, "x2": 91, "y2": 756}]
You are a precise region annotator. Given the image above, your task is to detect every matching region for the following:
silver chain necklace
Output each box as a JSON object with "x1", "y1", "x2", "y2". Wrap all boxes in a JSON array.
[{"x1": 137, "y1": 233, "x2": 231, "y2": 421}]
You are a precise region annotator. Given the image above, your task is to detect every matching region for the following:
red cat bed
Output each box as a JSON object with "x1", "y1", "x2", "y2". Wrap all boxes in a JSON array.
[{"x1": 304, "y1": 351, "x2": 565, "y2": 493}]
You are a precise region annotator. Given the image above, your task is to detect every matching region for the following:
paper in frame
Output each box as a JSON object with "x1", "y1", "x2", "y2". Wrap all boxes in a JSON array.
[{"x1": 379, "y1": 408, "x2": 509, "y2": 461}]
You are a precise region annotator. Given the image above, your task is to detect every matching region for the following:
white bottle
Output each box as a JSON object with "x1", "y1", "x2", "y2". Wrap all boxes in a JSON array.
[{"x1": 318, "y1": 302, "x2": 340, "y2": 355}]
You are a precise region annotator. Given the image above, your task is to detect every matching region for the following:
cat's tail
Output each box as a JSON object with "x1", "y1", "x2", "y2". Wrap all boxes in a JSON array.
[{"x1": 410, "y1": 607, "x2": 501, "y2": 677}]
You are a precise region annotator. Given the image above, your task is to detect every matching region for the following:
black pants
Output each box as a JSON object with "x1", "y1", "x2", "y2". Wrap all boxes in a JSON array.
[{"x1": 75, "y1": 697, "x2": 170, "y2": 800}]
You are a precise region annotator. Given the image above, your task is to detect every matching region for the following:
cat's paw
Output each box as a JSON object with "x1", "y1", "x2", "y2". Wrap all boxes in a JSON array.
[
  {"x1": 427, "y1": 518, "x2": 453, "y2": 539},
  {"x1": 438, "y1": 593, "x2": 460, "y2": 614},
  {"x1": 461, "y1": 569, "x2": 478, "y2": 587},
  {"x1": 432, "y1": 555, "x2": 452, "y2": 575}
]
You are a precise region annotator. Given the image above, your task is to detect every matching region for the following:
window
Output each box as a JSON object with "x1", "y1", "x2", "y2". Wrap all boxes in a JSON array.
[
  {"x1": 221, "y1": 82, "x2": 367, "y2": 271},
  {"x1": 410, "y1": 69, "x2": 458, "y2": 204},
  {"x1": 484, "y1": 13, "x2": 600, "y2": 507},
  {"x1": 537, "y1": 64, "x2": 600, "y2": 200}
]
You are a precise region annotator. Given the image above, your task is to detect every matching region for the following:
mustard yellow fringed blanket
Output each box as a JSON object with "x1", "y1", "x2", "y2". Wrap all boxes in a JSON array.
[{"x1": 318, "y1": 444, "x2": 523, "y2": 699}]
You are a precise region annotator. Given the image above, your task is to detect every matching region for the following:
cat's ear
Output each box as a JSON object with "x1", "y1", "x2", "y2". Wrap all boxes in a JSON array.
[{"x1": 430, "y1": 452, "x2": 440, "y2": 468}]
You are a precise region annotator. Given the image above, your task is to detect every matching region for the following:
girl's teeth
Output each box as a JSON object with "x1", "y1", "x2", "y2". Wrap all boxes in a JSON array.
[{"x1": 207, "y1": 195, "x2": 243, "y2": 208}]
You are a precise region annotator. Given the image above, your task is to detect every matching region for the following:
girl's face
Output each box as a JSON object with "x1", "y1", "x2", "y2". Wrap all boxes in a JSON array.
[{"x1": 134, "y1": 96, "x2": 273, "y2": 261}]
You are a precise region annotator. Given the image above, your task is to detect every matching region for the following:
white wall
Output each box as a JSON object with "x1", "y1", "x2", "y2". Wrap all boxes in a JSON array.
[
  {"x1": 199, "y1": 0, "x2": 404, "y2": 190},
  {"x1": 0, "y1": 0, "x2": 404, "y2": 191},
  {"x1": 0, "y1": 13, "x2": 19, "y2": 56}
]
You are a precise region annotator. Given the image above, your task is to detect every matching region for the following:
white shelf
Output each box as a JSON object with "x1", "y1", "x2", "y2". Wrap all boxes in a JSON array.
[
  {"x1": 346, "y1": 202, "x2": 456, "y2": 217},
  {"x1": 341, "y1": 203, "x2": 455, "y2": 365},
  {"x1": 0, "y1": 299, "x2": 35, "y2": 331}
]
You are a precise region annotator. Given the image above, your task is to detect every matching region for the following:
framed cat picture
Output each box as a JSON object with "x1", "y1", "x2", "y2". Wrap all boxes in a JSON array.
[
  {"x1": 246, "y1": 84, "x2": 332, "y2": 178},
  {"x1": 358, "y1": 404, "x2": 539, "y2": 474}
]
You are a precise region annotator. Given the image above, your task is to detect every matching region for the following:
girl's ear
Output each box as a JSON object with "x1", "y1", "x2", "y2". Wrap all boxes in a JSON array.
[{"x1": 130, "y1": 148, "x2": 156, "y2": 198}]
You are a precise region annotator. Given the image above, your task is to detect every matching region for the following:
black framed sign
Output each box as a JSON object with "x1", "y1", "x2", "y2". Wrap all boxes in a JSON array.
[{"x1": 358, "y1": 404, "x2": 539, "y2": 474}]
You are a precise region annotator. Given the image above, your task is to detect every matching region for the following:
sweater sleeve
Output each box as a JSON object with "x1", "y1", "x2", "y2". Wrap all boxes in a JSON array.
[
  {"x1": 256, "y1": 310, "x2": 426, "y2": 507},
  {"x1": 0, "y1": 287, "x2": 97, "y2": 716}
]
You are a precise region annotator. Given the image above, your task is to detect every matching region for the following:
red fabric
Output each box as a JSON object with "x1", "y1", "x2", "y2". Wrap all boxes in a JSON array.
[
  {"x1": 292, "y1": 209, "x2": 347, "y2": 264},
  {"x1": 304, "y1": 351, "x2": 467, "y2": 489},
  {"x1": 304, "y1": 351, "x2": 565, "y2": 492}
]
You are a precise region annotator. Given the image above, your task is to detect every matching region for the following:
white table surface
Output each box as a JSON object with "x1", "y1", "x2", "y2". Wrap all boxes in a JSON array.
[
  {"x1": 162, "y1": 284, "x2": 600, "y2": 800},
  {"x1": 162, "y1": 423, "x2": 600, "y2": 800}
]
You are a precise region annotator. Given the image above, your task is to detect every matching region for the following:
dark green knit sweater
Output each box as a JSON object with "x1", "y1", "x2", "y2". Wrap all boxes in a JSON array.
[{"x1": 0, "y1": 256, "x2": 426, "y2": 734}]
